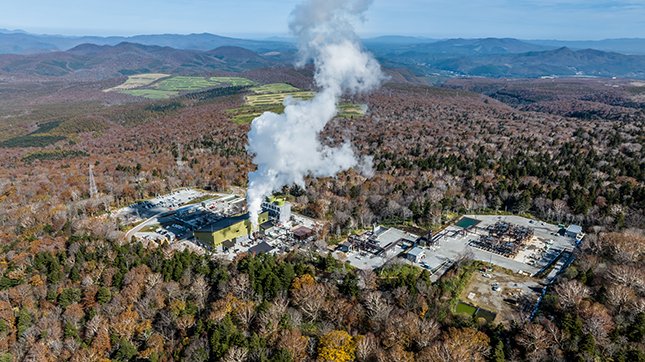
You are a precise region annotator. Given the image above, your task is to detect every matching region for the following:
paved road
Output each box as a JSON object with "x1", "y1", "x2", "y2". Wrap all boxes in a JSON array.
[{"x1": 124, "y1": 214, "x2": 161, "y2": 241}]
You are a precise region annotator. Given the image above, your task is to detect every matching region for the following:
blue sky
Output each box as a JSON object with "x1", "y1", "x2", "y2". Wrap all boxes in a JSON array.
[{"x1": 1, "y1": 0, "x2": 644, "y2": 40}]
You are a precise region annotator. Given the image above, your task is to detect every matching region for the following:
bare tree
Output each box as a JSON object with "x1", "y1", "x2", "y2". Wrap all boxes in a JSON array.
[
  {"x1": 363, "y1": 291, "x2": 392, "y2": 324},
  {"x1": 554, "y1": 280, "x2": 590, "y2": 309}
]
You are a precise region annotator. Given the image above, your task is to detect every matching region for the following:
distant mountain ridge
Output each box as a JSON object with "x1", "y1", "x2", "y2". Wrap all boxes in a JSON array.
[
  {"x1": 408, "y1": 38, "x2": 552, "y2": 55},
  {"x1": 368, "y1": 38, "x2": 645, "y2": 79},
  {"x1": 527, "y1": 38, "x2": 645, "y2": 55},
  {"x1": 433, "y1": 47, "x2": 645, "y2": 78},
  {"x1": 1, "y1": 29, "x2": 644, "y2": 55},
  {"x1": 0, "y1": 42, "x2": 282, "y2": 80},
  {"x1": 0, "y1": 31, "x2": 294, "y2": 55},
  {"x1": 0, "y1": 29, "x2": 644, "y2": 80}
]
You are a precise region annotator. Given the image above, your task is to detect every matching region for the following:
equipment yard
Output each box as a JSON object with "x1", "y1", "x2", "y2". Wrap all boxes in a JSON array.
[
  {"x1": 417, "y1": 215, "x2": 579, "y2": 280},
  {"x1": 333, "y1": 214, "x2": 583, "y2": 323},
  {"x1": 460, "y1": 267, "x2": 542, "y2": 324}
]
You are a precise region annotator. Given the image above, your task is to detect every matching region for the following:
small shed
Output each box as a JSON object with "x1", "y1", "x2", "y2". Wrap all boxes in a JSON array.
[
  {"x1": 338, "y1": 241, "x2": 352, "y2": 253},
  {"x1": 221, "y1": 239, "x2": 236, "y2": 251},
  {"x1": 565, "y1": 224, "x2": 582, "y2": 239},
  {"x1": 248, "y1": 241, "x2": 275, "y2": 255},
  {"x1": 260, "y1": 220, "x2": 275, "y2": 232},
  {"x1": 293, "y1": 226, "x2": 314, "y2": 241}
]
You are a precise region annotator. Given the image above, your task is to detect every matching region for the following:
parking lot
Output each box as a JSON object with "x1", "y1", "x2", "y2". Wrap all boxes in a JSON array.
[{"x1": 113, "y1": 188, "x2": 213, "y2": 224}]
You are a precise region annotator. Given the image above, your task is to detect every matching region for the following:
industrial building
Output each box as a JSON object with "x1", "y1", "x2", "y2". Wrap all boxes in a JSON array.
[
  {"x1": 194, "y1": 211, "x2": 269, "y2": 248},
  {"x1": 565, "y1": 224, "x2": 583, "y2": 240},
  {"x1": 262, "y1": 196, "x2": 292, "y2": 224},
  {"x1": 346, "y1": 225, "x2": 418, "y2": 256}
]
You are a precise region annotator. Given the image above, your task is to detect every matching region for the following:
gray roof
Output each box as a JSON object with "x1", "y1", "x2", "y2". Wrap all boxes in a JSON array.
[
  {"x1": 222, "y1": 240, "x2": 236, "y2": 249},
  {"x1": 197, "y1": 213, "x2": 250, "y2": 233},
  {"x1": 373, "y1": 228, "x2": 418, "y2": 248},
  {"x1": 408, "y1": 247, "x2": 425, "y2": 258},
  {"x1": 248, "y1": 241, "x2": 274, "y2": 255},
  {"x1": 566, "y1": 224, "x2": 582, "y2": 234}
]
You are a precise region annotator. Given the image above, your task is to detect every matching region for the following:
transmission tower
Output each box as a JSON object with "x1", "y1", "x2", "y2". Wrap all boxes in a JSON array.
[
  {"x1": 176, "y1": 143, "x2": 185, "y2": 167},
  {"x1": 89, "y1": 164, "x2": 98, "y2": 198}
]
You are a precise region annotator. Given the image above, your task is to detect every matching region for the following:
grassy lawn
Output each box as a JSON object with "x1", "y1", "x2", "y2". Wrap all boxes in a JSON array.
[
  {"x1": 455, "y1": 301, "x2": 478, "y2": 316},
  {"x1": 338, "y1": 103, "x2": 367, "y2": 118},
  {"x1": 140, "y1": 223, "x2": 161, "y2": 233},
  {"x1": 184, "y1": 194, "x2": 216, "y2": 205},
  {"x1": 226, "y1": 104, "x2": 285, "y2": 125},
  {"x1": 153, "y1": 76, "x2": 254, "y2": 92}
]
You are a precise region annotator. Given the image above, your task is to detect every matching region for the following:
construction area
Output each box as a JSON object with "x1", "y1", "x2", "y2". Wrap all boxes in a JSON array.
[{"x1": 459, "y1": 267, "x2": 543, "y2": 324}]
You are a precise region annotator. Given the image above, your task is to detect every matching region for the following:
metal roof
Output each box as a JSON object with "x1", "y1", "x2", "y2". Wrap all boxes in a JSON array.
[
  {"x1": 408, "y1": 247, "x2": 425, "y2": 258},
  {"x1": 197, "y1": 213, "x2": 250, "y2": 233},
  {"x1": 373, "y1": 228, "x2": 417, "y2": 248},
  {"x1": 566, "y1": 224, "x2": 582, "y2": 234},
  {"x1": 248, "y1": 241, "x2": 275, "y2": 254},
  {"x1": 293, "y1": 226, "x2": 314, "y2": 238}
]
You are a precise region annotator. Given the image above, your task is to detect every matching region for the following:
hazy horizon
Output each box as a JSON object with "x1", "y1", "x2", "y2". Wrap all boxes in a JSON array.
[
  {"x1": 2, "y1": 28, "x2": 645, "y2": 43},
  {"x1": 1, "y1": 0, "x2": 644, "y2": 41}
]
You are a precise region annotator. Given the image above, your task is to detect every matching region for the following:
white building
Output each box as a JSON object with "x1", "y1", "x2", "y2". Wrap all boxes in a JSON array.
[
  {"x1": 406, "y1": 247, "x2": 426, "y2": 263},
  {"x1": 262, "y1": 197, "x2": 292, "y2": 224}
]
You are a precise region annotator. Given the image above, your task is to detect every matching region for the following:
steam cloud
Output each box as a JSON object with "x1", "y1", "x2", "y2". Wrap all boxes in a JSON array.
[{"x1": 246, "y1": 0, "x2": 384, "y2": 227}]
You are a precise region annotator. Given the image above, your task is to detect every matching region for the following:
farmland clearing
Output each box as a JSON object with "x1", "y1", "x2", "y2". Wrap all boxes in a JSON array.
[
  {"x1": 104, "y1": 73, "x2": 170, "y2": 92},
  {"x1": 229, "y1": 82, "x2": 367, "y2": 124},
  {"x1": 105, "y1": 74, "x2": 255, "y2": 99}
]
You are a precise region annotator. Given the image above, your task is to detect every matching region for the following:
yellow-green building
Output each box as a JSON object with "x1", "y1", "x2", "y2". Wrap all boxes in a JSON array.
[{"x1": 194, "y1": 212, "x2": 269, "y2": 247}]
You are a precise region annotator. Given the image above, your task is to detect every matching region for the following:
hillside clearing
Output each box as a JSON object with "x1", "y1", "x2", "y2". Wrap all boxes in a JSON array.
[{"x1": 104, "y1": 73, "x2": 170, "y2": 92}]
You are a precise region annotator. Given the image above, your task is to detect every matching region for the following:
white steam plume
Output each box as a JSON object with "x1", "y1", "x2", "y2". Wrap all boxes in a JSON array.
[{"x1": 246, "y1": 0, "x2": 384, "y2": 227}]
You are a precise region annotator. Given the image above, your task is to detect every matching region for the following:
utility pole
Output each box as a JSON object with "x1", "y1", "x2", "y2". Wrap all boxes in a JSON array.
[{"x1": 89, "y1": 164, "x2": 98, "y2": 198}]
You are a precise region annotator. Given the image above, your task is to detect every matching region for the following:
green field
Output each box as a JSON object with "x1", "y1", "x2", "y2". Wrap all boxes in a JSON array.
[
  {"x1": 105, "y1": 73, "x2": 170, "y2": 92},
  {"x1": 153, "y1": 76, "x2": 221, "y2": 91},
  {"x1": 229, "y1": 82, "x2": 367, "y2": 124},
  {"x1": 251, "y1": 83, "x2": 300, "y2": 94},
  {"x1": 455, "y1": 301, "x2": 496, "y2": 322},
  {"x1": 108, "y1": 74, "x2": 255, "y2": 99},
  {"x1": 120, "y1": 89, "x2": 179, "y2": 99},
  {"x1": 338, "y1": 103, "x2": 367, "y2": 118},
  {"x1": 211, "y1": 77, "x2": 256, "y2": 87},
  {"x1": 456, "y1": 301, "x2": 478, "y2": 316},
  {"x1": 245, "y1": 91, "x2": 315, "y2": 106},
  {"x1": 226, "y1": 104, "x2": 286, "y2": 125}
]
